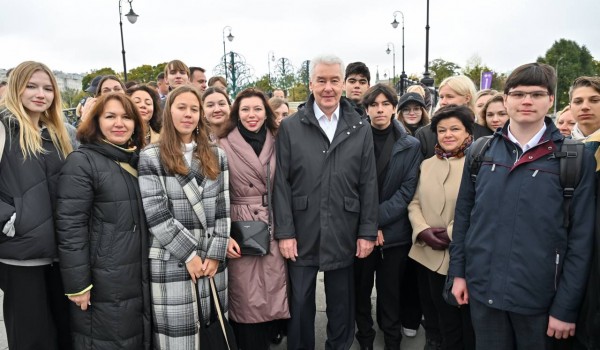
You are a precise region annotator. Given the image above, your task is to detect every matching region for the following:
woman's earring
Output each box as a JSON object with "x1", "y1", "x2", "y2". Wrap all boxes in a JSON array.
[{"x1": 196, "y1": 124, "x2": 200, "y2": 134}]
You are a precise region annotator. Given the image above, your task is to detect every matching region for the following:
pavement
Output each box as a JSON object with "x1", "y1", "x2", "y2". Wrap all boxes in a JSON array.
[{"x1": 0, "y1": 272, "x2": 425, "y2": 350}]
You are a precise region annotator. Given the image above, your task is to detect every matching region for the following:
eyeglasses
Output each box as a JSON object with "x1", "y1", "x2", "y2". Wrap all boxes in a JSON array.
[
  {"x1": 401, "y1": 107, "x2": 422, "y2": 115},
  {"x1": 506, "y1": 91, "x2": 550, "y2": 100}
]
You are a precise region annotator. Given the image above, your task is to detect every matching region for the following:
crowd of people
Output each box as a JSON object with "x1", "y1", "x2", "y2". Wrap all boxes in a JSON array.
[{"x1": 0, "y1": 56, "x2": 598, "y2": 350}]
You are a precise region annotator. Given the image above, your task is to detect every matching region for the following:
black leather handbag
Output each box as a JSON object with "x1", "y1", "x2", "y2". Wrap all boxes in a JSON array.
[
  {"x1": 230, "y1": 161, "x2": 272, "y2": 256},
  {"x1": 196, "y1": 279, "x2": 238, "y2": 350}
]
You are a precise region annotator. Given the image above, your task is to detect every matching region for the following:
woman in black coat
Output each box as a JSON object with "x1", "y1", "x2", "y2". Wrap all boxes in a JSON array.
[{"x1": 56, "y1": 93, "x2": 151, "y2": 349}]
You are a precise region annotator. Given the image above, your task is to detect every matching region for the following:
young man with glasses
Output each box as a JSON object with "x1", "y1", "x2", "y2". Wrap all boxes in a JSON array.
[{"x1": 448, "y1": 62, "x2": 596, "y2": 349}]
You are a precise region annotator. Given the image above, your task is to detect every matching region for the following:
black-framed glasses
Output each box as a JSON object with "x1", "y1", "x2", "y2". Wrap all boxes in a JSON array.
[
  {"x1": 401, "y1": 107, "x2": 422, "y2": 115},
  {"x1": 506, "y1": 91, "x2": 550, "y2": 100}
]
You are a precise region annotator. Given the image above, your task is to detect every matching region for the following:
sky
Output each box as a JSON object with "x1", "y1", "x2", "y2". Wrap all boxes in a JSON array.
[{"x1": 2, "y1": 0, "x2": 600, "y2": 84}]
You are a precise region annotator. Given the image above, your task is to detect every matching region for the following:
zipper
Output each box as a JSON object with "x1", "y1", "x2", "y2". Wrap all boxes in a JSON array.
[{"x1": 554, "y1": 249, "x2": 560, "y2": 291}]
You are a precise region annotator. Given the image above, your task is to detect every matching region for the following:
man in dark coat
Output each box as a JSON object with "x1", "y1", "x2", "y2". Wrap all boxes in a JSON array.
[{"x1": 274, "y1": 54, "x2": 379, "y2": 350}]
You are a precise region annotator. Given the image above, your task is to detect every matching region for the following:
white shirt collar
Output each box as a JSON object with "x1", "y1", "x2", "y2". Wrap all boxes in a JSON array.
[
  {"x1": 313, "y1": 101, "x2": 340, "y2": 143},
  {"x1": 507, "y1": 122, "x2": 547, "y2": 153},
  {"x1": 313, "y1": 101, "x2": 340, "y2": 122}
]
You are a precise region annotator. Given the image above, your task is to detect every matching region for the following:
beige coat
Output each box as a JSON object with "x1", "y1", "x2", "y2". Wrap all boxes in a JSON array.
[
  {"x1": 219, "y1": 128, "x2": 290, "y2": 324},
  {"x1": 408, "y1": 155, "x2": 465, "y2": 275}
]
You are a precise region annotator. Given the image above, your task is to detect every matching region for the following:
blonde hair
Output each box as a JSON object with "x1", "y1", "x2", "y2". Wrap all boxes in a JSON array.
[
  {"x1": 438, "y1": 75, "x2": 477, "y2": 112},
  {"x1": 0, "y1": 61, "x2": 72, "y2": 159},
  {"x1": 406, "y1": 85, "x2": 425, "y2": 97}
]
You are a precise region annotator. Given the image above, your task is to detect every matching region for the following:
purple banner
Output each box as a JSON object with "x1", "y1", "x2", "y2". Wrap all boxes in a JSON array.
[{"x1": 480, "y1": 71, "x2": 493, "y2": 90}]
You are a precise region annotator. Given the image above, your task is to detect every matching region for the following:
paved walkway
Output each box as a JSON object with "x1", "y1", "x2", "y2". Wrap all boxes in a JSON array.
[{"x1": 0, "y1": 273, "x2": 425, "y2": 349}]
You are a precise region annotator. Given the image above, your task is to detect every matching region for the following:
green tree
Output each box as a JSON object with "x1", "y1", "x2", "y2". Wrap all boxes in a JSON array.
[
  {"x1": 537, "y1": 39, "x2": 597, "y2": 110},
  {"x1": 81, "y1": 67, "x2": 117, "y2": 91},
  {"x1": 252, "y1": 74, "x2": 272, "y2": 93},
  {"x1": 429, "y1": 59, "x2": 460, "y2": 85},
  {"x1": 289, "y1": 82, "x2": 308, "y2": 102},
  {"x1": 61, "y1": 88, "x2": 85, "y2": 108},
  {"x1": 127, "y1": 64, "x2": 156, "y2": 83},
  {"x1": 461, "y1": 55, "x2": 506, "y2": 91}
]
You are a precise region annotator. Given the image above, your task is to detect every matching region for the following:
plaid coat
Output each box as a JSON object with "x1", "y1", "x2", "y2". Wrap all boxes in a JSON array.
[{"x1": 138, "y1": 143, "x2": 230, "y2": 349}]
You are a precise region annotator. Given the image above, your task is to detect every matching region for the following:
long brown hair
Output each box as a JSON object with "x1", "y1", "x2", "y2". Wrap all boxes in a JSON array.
[
  {"x1": 0, "y1": 61, "x2": 72, "y2": 159},
  {"x1": 77, "y1": 93, "x2": 146, "y2": 148},
  {"x1": 159, "y1": 86, "x2": 219, "y2": 179}
]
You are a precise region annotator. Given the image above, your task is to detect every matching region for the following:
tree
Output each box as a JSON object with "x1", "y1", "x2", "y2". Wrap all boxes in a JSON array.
[
  {"x1": 537, "y1": 39, "x2": 597, "y2": 110},
  {"x1": 81, "y1": 67, "x2": 117, "y2": 91},
  {"x1": 252, "y1": 74, "x2": 272, "y2": 94},
  {"x1": 61, "y1": 88, "x2": 85, "y2": 108},
  {"x1": 289, "y1": 82, "x2": 309, "y2": 102},
  {"x1": 429, "y1": 59, "x2": 460, "y2": 85},
  {"x1": 297, "y1": 60, "x2": 310, "y2": 98},
  {"x1": 461, "y1": 55, "x2": 505, "y2": 91}
]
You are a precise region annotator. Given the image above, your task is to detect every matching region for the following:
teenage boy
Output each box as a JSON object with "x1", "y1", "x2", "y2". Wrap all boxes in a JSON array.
[{"x1": 449, "y1": 63, "x2": 596, "y2": 349}]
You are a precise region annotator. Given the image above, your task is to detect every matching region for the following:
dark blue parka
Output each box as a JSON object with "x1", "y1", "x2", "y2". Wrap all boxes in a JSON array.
[
  {"x1": 449, "y1": 118, "x2": 596, "y2": 323},
  {"x1": 377, "y1": 120, "x2": 423, "y2": 248}
]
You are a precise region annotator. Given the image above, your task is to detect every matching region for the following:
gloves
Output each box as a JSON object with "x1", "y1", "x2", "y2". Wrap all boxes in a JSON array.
[
  {"x1": 417, "y1": 227, "x2": 450, "y2": 250},
  {"x1": 2, "y1": 213, "x2": 16, "y2": 237}
]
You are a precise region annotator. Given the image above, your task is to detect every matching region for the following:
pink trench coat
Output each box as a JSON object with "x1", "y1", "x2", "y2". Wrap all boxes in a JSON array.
[{"x1": 219, "y1": 128, "x2": 290, "y2": 323}]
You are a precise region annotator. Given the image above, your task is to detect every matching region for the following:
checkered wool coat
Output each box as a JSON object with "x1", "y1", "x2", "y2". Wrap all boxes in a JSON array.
[{"x1": 138, "y1": 143, "x2": 230, "y2": 349}]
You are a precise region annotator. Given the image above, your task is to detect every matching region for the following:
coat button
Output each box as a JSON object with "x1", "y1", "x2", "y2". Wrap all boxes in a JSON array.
[
  {"x1": 178, "y1": 262, "x2": 183, "y2": 268},
  {"x1": 249, "y1": 183, "x2": 254, "y2": 187},
  {"x1": 488, "y1": 299, "x2": 493, "y2": 305},
  {"x1": 359, "y1": 121, "x2": 363, "y2": 124},
  {"x1": 254, "y1": 210, "x2": 259, "y2": 215},
  {"x1": 528, "y1": 156, "x2": 533, "y2": 160},
  {"x1": 353, "y1": 125, "x2": 356, "y2": 129},
  {"x1": 548, "y1": 146, "x2": 553, "y2": 150},
  {"x1": 323, "y1": 150, "x2": 326, "y2": 153},
  {"x1": 346, "y1": 131, "x2": 350, "y2": 135}
]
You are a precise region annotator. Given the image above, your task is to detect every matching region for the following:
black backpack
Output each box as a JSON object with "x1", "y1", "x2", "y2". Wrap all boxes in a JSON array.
[{"x1": 468, "y1": 135, "x2": 584, "y2": 229}]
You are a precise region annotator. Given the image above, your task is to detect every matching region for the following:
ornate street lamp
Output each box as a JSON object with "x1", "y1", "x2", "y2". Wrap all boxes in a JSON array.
[
  {"x1": 222, "y1": 26, "x2": 234, "y2": 82},
  {"x1": 386, "y1": 42, "x2": 396, "y2": 89},
  {"x1": 119, "y1": 0, "x2": 138, "y2": 82},
  {"x1": 391, "y1": 10, "x2": 407, "y2": 94}
]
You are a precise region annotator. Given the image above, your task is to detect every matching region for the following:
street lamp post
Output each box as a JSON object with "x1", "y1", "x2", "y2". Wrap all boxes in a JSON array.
[
  {"x1": 118, "y1": 0, "x2": 138, "y2": 82},
  {"x1": 553, "y1": 56, "x2": 564, "y2": 116},
  {"x1": 222, "y1": 26, "x2": 234, "y2": 83},
  {"x1": 421, "y1": 0, "x2": 434, "y2": 87},
  {"x1": 386, "y1": 43, "x2": 396, "y2": 90},
  {"x1": 267, "y1": 50, "x2": 275, "y2": 89},
  {"x1": 391, "y1": 10, "x2": 407, "y2": 94}
]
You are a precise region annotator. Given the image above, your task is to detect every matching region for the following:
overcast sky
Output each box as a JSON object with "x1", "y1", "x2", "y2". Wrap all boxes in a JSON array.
[{"x1": 2, "y1": 0, "x2": 599, "y2": 83}]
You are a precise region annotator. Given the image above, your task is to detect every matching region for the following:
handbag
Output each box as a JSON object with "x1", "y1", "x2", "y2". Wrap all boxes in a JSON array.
[
  {"x1": 195, "y1": 278, "x2": 238, "y2": 350},
  {"x1": 442, "y1": 274, "x2": 460, "y2": 307},
  {"x1": 230, "y1": 161, "x2": 272, "y2": 256}
]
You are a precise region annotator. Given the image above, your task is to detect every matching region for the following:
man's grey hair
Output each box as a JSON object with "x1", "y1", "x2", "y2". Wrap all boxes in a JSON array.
[{"x1": 309, "y1": 55, "x2": 345, "y2": 81}]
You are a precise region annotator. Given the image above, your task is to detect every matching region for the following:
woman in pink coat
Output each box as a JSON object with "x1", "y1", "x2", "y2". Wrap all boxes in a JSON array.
[{"x1": 219, "y1": 88, "x2": 290, "y2": 349}]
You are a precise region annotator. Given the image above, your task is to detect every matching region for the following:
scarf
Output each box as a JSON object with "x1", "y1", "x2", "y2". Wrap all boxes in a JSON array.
[
  {"x1": 434, "y1": 134, "x2": 473, "y2": 159},
  {"x1": 238, "y1": 122, "x2": 267, "y2": 157}
]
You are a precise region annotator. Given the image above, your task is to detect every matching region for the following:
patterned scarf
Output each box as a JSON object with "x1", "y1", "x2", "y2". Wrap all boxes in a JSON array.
[{"x1": 434, "y1": 134, "x2": 473, "y2": 159}]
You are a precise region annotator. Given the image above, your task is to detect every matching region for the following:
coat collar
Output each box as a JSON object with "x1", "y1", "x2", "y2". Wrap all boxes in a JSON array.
[
  {"x1": 225, "y1": 127, "x2": 275, "y2": 181},
  {"x1": 299, "y1": 95, "x2": 367, "y2": 151},
  {"x1": 173, "y1": 145, "x2": 208, "y2": 229}
]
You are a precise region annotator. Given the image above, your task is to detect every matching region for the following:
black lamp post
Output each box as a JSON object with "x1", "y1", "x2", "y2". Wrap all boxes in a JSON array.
[
  {"x1": 391, "y1": 10, "x2": 407, "y2": 94},
  {"x1": 385, "y1": 42, "x2": 396, "y2": 89},
  {"x1": 222, "y1": 26, "x2": 234, "y2": 83},
  {"x1": 119, "y1": 0, "x2": 138, "y2": 82},
  {"x1": 421, "y1": 0, "x2": 434, "y2": 87}
]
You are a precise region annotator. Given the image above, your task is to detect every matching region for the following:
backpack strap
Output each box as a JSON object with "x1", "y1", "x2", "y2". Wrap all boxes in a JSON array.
[
  {"x1": 469, "y1": 135, "x2": 494, "y2": 183},
  {"x1": 557, "y1": 138, "x2": 584, "y2": 229}
]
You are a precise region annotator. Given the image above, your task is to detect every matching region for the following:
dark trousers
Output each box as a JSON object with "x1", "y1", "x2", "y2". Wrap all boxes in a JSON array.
[
  {"x1": 230, "y1": 319, "x2": 276, "y2": 350},
  {"x1": 0, "y1": 262, "x2": 72, "y2": 350},
  {"x1": 288, "y1": 264, "x2": 355, "y2": 350},
  {"x1": 418, "y1": 264, "x2": 475, "y2": 350},
  {"x1": 355, "y1": 244, "x2": 410, "y2": 349},
  {"x1": 416, "y1": 263, "x2": 442, "y2": 343},
  {"x1": 399, "y1": 258, "x2": 422, "y2": 330},
  {"x1": 470, "y1": 297, "x2": 549, "y2": 350}
]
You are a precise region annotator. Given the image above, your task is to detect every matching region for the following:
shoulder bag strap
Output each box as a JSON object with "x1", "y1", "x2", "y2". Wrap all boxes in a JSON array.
[{"x1": 210, "y1": 278, "x2": 231, "y2": 350}]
